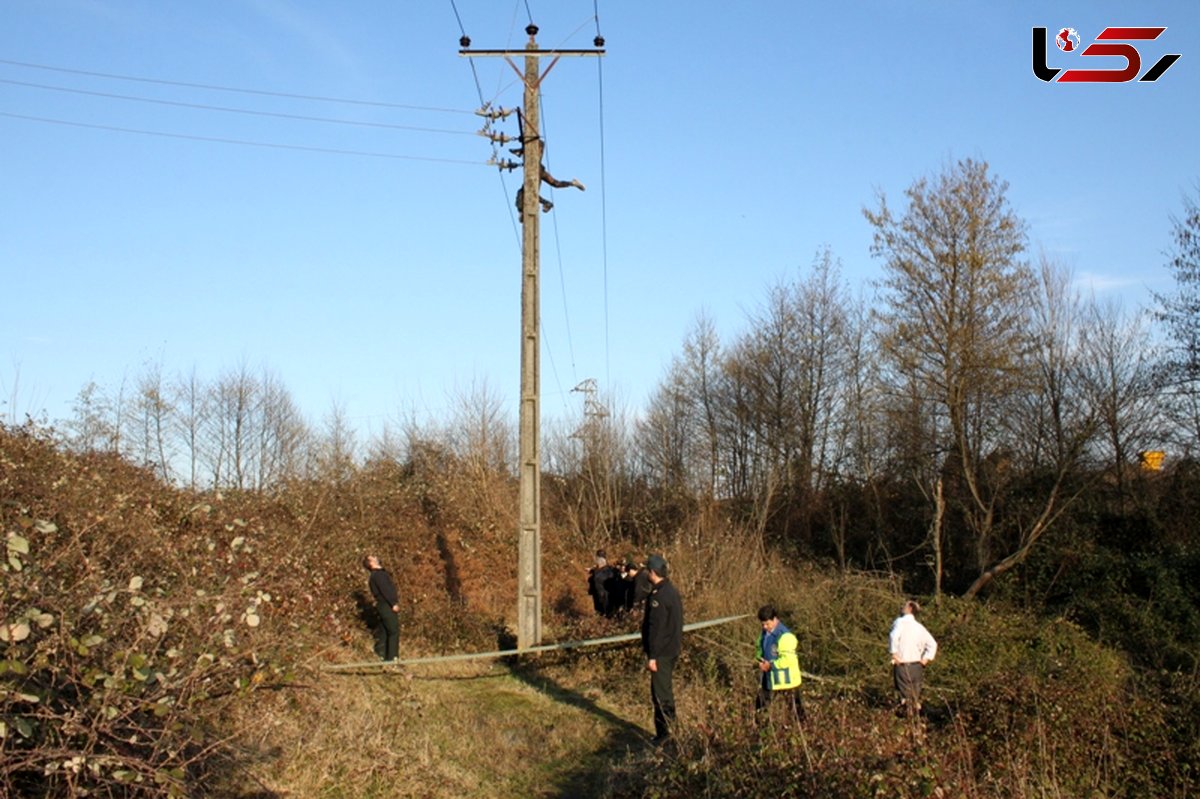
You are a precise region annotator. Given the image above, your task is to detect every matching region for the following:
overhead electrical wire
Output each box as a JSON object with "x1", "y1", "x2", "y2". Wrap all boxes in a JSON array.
[
  {"x1": 0, "y1": 111, "x2": 488, "y2": 165},
  {"x1": 0, "y1": 56, "x2": 494, "y2": 163},
  {"x1": 0, "y1": 57, "x2": 472, "y2": 115},
  {"x1": 527, "y1": 4, "x2": 603, "y2": 414},
  {"x1": 540, "y1": 102, "x2": 577, "y2": 413},
  {"x1": 592, "y1": 1, "x2": 611, "y2": 389},
  {"x1": 507, "y1": 0, "x2": 573, "y2": 413},
  {"x1": 447, "y1": 0, "x2": 607, "y2": 415},
  {"x1": 448, "y1": 0, "x2": 522, "y2": 246},
  {"x1": 0, "y1": 78, "x2": 478, "y2": 136}
]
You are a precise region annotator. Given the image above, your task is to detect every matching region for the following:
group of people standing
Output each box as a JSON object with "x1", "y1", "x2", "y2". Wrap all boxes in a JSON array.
[
  {"x1": 585, "y1": 548, "x2": 685, "y2": 746},
  {"x1": 750, "y1": 599, "x2": 938, "y2": 735},
  {"x1": 362, "y1": 551, "x2": 938, "y2": 747},
  {"x1": 752, "y1": 599, "x2": 939, "y2": 727},
  {"x1": 585, "y1": 549, "x2": 652, "y2": 618}
]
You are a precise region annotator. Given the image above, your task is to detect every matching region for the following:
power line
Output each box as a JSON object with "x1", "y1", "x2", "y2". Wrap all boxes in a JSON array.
[
  {"x1": 447, "y1": 0, "x2": 468, "y2": 37},
  {"x1": 0, "y1": 78, "x2": 479, "y2": 136},
  {"x1": 540, "y1": 104, "x2": 578, "y2": 415},
  {"x1": 452, "y1": 0, "x2": 573, "y2": 417},
  {"x1": 0, "y1": 57, "x2": 473, "y2": 115},
  {"x1": 448, "y1": 0, "x2": 523, "y2": 245},
  {"x1": 0, "y1": 112, "x2": 489, "y2": 165},
  {"x1": 594, "y1": 5, "x2": 612, "y2": 388}
]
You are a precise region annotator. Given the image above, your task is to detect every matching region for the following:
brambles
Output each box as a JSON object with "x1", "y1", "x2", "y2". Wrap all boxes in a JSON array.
[{"x1": 3, "y1": 418, "x2": 1198, "y2": 797}]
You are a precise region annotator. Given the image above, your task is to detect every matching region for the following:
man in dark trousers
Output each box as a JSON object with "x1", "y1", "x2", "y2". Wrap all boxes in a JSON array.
[
  {"x1": 889, "y1": 599, "x2": 938, "y2": 716},
  {"x1": 641, "y1": 553, "x2": 683, "y2": 745},
  {"x1": 363, "y1": 555, "x2": 400, "y2": 662},
  {"x1": 629, "y1": 557, "x2": 653, "y2": 613},
  {"x1": 755, "y1": 604, "x2": 805, "y2": 727},
  {"x1": 586, "y1": 549, "x2": 612, "y2": 616}
]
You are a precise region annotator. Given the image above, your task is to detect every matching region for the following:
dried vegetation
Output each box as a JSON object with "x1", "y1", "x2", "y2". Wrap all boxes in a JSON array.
[{"x1": 2, "y1": 423, "x2": 1197, "y2": 798}]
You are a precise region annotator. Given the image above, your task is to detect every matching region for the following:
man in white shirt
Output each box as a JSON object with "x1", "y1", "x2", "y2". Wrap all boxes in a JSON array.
[{"x1": 889, "y1": 600, "x2": 938, "y2": 716}]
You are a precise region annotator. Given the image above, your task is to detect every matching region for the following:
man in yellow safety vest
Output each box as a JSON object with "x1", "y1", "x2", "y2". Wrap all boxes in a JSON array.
[{"x1": 755, "y1": 604, "x2": 805, "y2": 726}]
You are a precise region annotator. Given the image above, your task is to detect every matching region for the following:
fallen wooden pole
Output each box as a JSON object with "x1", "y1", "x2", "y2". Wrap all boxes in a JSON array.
[{"x1": 321, "y1": 614, "x2": 751, "y2": 673}]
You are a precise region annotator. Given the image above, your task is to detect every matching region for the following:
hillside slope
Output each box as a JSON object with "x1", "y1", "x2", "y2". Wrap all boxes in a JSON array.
[{"x1": 3, "y1": 424, "x2": 1198, "y2": 798}]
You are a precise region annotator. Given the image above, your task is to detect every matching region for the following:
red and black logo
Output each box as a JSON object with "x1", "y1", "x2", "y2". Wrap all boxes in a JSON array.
[{"x1": 1033, "y1": 26, "x2": 1180, "y2": 83}]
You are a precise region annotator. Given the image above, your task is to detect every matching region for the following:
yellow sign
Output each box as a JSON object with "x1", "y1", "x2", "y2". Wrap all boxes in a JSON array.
[{"x1": 1139, "y1": 451, "x2": 1165, "y2": 471}]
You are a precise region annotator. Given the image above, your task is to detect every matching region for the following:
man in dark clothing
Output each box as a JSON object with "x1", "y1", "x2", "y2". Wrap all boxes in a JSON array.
[
  {"x1": 593, "y1": 561, "x2": 618, "y2": 617},
  {"x1": 608, "y1": 560, "x2": 630, "y2": 616},
  {"x1": 629, "y1": 559, "x2": 653, "y2": 613},
  {"x1": 641, "y1": 554, "x2": 683, "y2": 744},
  {"x1": 586, "y1": 550, "x2": 612, "y2": 616},
  {"x1": 613, "y1": 555, "x2": 638, "y2": 615},
  {"x1": 363, "y1": 555, "x2": 400, "y2": 662}
]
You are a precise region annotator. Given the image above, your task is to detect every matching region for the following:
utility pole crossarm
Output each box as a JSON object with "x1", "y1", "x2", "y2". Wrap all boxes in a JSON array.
[{"x1": 459, "y1": 49, "x2": 605, "y2": 57}]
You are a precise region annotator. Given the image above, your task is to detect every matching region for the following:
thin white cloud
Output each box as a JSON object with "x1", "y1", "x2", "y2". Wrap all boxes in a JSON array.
[
  {"x1": 246, "y1": 0, "x2": 366, "y2": 80},
  {"x1": 1072, "y1": 270, "x2": 1156, "y2": 295}
]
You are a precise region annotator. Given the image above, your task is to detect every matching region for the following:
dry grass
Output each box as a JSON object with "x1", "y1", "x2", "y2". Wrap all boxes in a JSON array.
[
  {"x1": 4, "y1": 424, "x2": 1196, "y2": 798},
  {"x1": 217, "y1": 654, "x2": 656, "y2": 799}
]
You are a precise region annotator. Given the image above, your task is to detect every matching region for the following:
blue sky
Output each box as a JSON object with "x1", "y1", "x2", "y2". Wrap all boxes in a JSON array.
[{"x1": 3, "y1": 1, "x2": 1198, "y2": 440}]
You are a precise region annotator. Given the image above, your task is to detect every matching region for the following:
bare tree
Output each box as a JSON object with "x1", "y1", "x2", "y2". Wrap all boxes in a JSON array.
[
  {"x1": 194, "y1": 364, "x2": 306, "y2": 491},
  {"x1": 866, "y1": 158, "x2": 1065, "y2": 597},
  {"x1": 1154, "y1": 186, "x2": 1200, "y2": 454},
  {"x1": 174, "y1": 367, "x2": 207, "y2": 490},
  {"x1": 827, "y1": 288, "x2": 886, "y2": 573},
  {"x1": 637, "y1": 361, "x2": 694, "y2": 494},
  {"x1": 1078, "y1": 298, "x2": 1164, "y2": 495},
  {"x1": 447, "y1": 378, "x2": 513, "y2": 477},
  {"x1": 1, "y1": 364, "x2": 48, "y2": 427},
  {"x1": 1008, "y1": 257, "x2": 1088, "y2": 471},
  {"x1": 955, "y1": 257, "x2": 1104, "y2": 598},
  {"x1": 447, "y1": 378, "x2": 514, "y2": 518},
  {"x1": 129, "y1": 361, "x2": 174, "y2": 482},
  {"x1": 571, "y1": 388, "x2": 632, "y2": 541},
  {"x1": 310, "y1": 399, "x2": 358, "y2": 484},
  {"x1": 727, "y1": 250, "x2": 853, "y2": 546},
  {"x1": 679, "y1": 312, "x2": 723, "y2": 498},
  {"x1": 255, "y1": 369, "x2": 307, "y2": 489},
  {"x1": 65, "y1": 381, "x2": 118, "y2": 453},
  {"x1": 206, "y1": 366, "x2": 255, "y2": 489}
]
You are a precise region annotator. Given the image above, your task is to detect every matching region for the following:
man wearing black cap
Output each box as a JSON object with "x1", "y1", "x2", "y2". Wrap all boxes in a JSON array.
[{"x1": 641, "y1": 553, "x2": 683, "y2": 745}]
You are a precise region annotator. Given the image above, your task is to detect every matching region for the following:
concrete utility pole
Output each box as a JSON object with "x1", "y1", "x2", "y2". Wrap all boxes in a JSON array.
[{"x1": 461, "y1": 25, "x2": 604, "y2": 649}]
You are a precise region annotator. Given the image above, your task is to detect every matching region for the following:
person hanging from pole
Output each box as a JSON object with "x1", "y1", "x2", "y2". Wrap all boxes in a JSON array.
[
  {"x1": 512, "y1": 110, "x2": 585, "y2": 215},
  {"x1": 514, "y1": 165, "x2": 585, "y2": 215}
]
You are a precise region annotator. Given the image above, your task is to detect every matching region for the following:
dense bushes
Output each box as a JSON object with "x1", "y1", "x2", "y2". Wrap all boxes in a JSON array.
[
  {"x1": 1, "y1": 426, "x2": 287, "y2": 795},
  {"x1": 625, "y1": 592, "x2": 1197, "y2": 798},
  {"x1": 0, "y1": 424, "x2": 580, "y2": 796},
  {"x1": 4, "y1": 421, "x2": 1199, "y2": 797}
]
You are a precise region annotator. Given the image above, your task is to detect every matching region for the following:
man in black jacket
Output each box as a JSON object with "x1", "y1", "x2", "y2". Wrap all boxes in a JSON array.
[
  {"x1": 363, "y1": 555, "x2": 400, "y2": 662},
  {"x1": 629, "y1": 557, "x2": 653, "y2": 613},
  {"x1": 641, "y1": 554, "x2": 683, "y2": 744}
]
